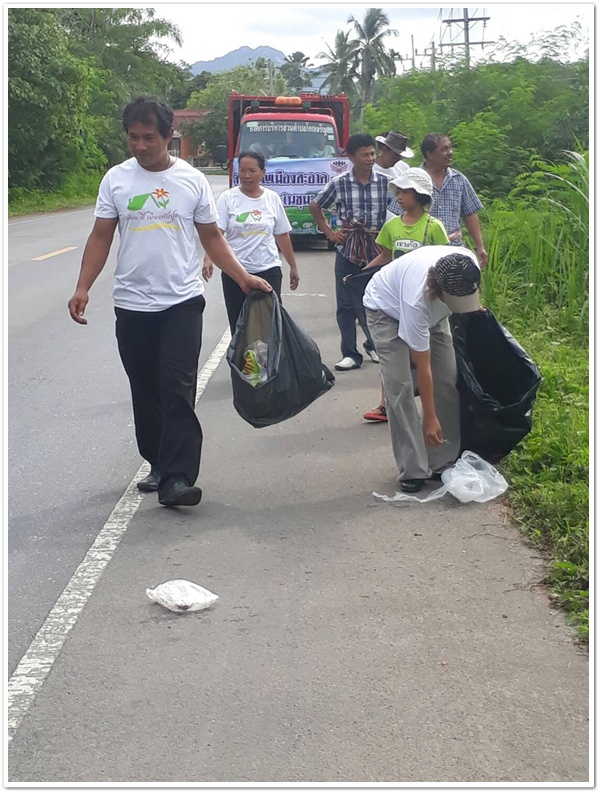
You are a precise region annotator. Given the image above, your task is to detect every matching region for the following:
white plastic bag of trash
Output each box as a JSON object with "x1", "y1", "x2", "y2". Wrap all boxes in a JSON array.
[
  {"x1": 373, "y1": 451, "x2": 508, "y2": 504},
  {"x1": 146, "y1": 580, "x2": 219, "y2": 613}
]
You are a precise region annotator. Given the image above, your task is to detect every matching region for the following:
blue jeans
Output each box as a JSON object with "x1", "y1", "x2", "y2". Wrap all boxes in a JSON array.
[{"x1": 334, "y1": 252, "x2": 375, "y2": 364}]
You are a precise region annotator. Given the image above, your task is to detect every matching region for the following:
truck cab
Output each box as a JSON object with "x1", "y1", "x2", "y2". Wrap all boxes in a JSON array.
[{"x1": 223, "y1": 94, "x2": 350, "y2": 238}]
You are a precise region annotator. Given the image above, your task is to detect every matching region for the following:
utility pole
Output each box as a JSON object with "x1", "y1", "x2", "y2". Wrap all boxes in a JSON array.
[
  {"x1": 439, "y1": 7, "x2": 494, "y2": 68},
  {"x1": 267, "y1": 59, "x2": 274, "y2": 94},
  {"x1": 417, "y1": 41, "x2": 437, "y2": 72}
]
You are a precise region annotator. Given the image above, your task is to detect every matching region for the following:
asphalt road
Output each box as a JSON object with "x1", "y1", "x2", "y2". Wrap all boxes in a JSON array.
[{"x1": 7, "y1": 176, "x2": 589, "y2": 783}]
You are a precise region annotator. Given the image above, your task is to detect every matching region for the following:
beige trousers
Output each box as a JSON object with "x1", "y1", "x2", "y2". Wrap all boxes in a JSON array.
[{"x1": 366, "y1": 308, "x2": 461, "y2": 480}]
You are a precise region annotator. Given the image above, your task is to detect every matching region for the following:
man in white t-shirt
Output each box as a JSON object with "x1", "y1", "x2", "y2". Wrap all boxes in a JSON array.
[
  {"x1": 68, "y1": 97, "x2": 272, "y2": 507},
  {"x1": 373, "y1": 130, "x2": 413, "y2": 179},
  {"x1": 363, "y1": 245, "x2": 481, "y2": 493}
]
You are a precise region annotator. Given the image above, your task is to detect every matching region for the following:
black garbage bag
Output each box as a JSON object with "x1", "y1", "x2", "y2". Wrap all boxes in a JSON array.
[
  {"x1": 227, "y1": 290, "x2": 335, "y2": 428},
  {"x1": 451, "y1": 309, "x2": 542, "y2": 463}
]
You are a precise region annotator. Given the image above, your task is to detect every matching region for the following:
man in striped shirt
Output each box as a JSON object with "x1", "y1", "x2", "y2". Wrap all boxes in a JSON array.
[
  {"x1": 388, "y1": 134, "x2": 488, "y2": 267},
  {"x1": 420, "y1": 134, "x2": 488, "y2": 267},
  {"x1": 309, "y1": 133, "x2": 391, "y2": 371}
]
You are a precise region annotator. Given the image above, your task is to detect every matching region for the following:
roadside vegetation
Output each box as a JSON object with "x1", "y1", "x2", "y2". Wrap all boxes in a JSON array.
[
  {"x1": 8, "y1": 9, "x2": 589, "y2": 636},
  {"x1": 482, "y1": 152, "x2": 589, "y2": 640}
]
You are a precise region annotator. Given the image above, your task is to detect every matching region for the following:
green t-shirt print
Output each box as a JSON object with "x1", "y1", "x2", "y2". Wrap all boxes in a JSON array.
[{"x1": 376, "y1": 213, "x2": 449, "y2": 259}]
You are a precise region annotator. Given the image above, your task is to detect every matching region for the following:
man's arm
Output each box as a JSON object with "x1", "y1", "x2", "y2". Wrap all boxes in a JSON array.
[
  {"x1": 68, "y1": 217, "x2": 118, "y2": 324},
  {"x1": 309, "y1": 201, "x2": 346, "y2": 246},
  {"x1": 463, "y1": 212, "x2": 488, "y2": 267},
  {"x1": 410, "y1": 348, "x2": 443, "y2": 447},
  {"x1": 196, "y1": 222, "x2": 271, "y2": 294}
]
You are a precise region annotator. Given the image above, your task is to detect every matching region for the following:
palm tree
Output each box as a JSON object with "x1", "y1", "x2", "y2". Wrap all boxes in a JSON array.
[
  {"x1": 348, "y1": 8, "x2": 398, "y2": 120},
  {"x1": 280, "y1": 51, "x2": 314, "y2": 93},
  {"x1": 316, "y1": 30, "x2": 359, "y2": 99}
]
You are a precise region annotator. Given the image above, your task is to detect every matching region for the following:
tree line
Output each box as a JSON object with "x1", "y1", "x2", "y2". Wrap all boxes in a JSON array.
[
  {"x1": 8, "y1": 6, "x2": 588, "y2": 205},
  {"x1": 7, "y1": 7, "x2": 318, "y2": 196}
]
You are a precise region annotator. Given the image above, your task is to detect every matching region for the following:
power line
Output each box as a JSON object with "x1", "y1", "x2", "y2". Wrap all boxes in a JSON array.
[{"x1": 438, "y1": 7, "x2": 495, "y2": 67}]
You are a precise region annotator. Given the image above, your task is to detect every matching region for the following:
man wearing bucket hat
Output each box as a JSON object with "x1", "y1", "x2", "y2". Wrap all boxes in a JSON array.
[
  {"x1": 373, "y1": 131, "x2": 413, "y2": 179},
  {"x1": 363, "y1": 246, "x2": 481, "y2": 493}
]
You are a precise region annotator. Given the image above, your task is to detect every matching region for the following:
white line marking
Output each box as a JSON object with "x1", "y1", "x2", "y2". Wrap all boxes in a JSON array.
[
  {"x1": 32, "y1": 246, "x2": 78, "y2": 261},
  {"x1": 7, "y1": 328, "x2": 232, "y2": 744},
  {"x1": 282, "y1": 292, "x2": 327, "y2": 297},
  {"x1": 8, "y1": 208, "x2": 93, "y2": 226}
]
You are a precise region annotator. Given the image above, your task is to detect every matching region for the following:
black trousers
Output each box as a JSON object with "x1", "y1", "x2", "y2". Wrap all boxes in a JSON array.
[
  {"x1": 221, "y1": 266, "x2": 283, "y2": 335},
  {"x1": 115, "y1": 295, "x2": 205, "y2": 492}
]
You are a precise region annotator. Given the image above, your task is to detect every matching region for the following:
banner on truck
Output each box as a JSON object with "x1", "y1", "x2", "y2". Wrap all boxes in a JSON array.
[{"x1": 233, "y1": 157, "x2": 351, "y2": 234}]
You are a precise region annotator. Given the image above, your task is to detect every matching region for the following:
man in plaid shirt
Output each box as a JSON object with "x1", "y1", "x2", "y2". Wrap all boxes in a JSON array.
[
  {"x1": 389, "y1": 134, "x2": 488, "y2": 267},
  {"x1": 309, "y1": 133, "x2": 390, "y2": 371}
]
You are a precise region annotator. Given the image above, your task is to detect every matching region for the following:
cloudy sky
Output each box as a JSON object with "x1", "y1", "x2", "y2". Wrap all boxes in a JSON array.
[{"x1": 151, "y1": 3, "x2": 591, "y2": 68}]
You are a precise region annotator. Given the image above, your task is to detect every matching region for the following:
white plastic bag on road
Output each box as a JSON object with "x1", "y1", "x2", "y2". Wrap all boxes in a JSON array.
[
  {"x1": 146, "y1": 580, "x2": 219, "y2": 613},
  {"x1": 373, "y1": 451, "x2": 508, "y2": 504}
]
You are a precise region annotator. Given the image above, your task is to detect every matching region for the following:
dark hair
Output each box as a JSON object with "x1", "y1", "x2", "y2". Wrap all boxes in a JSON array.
[
  {"x1": 122, "y1": 96, "x2": 173, "y2": 138},
  {"x1": 415, "y1": 192, "x2": 430, "y2": 207},
  {"x1": 346, "y1": 133, "x2": 376, "y2": 156},
  {"x1": 420, "y1": 133, "x2": 448, "y2": 160},
  {"x1": 238, "y1": 150, "x2": 266, "y2": 170}
]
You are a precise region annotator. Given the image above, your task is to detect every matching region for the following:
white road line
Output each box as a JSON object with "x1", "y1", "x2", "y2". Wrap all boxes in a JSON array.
[
  {"x1": 8, "y1": 208, "x2": 93, "y2": 226},
  {"x1": 32, "y1": 246, "x2": 78, "y2": 261},
  {"x1": 7, "y1": 328, "x2": 232, "y2": 744}
]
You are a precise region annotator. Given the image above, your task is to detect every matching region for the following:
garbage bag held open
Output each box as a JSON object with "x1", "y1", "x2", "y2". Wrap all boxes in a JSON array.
[
  {"x1": 227, "y1": 290, "x2": 335, "y2": 428},
  {"x1": 451, "y1": 309, "x2": 542, "y2": 463}
]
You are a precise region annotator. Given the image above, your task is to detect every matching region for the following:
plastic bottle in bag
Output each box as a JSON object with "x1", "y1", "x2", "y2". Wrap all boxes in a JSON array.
[{"x1": 241, "y1": 340, "x2": 268, "y2": 387}]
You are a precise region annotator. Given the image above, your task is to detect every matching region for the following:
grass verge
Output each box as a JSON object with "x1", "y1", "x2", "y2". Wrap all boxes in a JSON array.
[
  {"x1": 492, "y1": 311, "x2": 588, "y2": 641},
  {"x1": 8, "y1": 171, "x2": 103, "y2": 217}
]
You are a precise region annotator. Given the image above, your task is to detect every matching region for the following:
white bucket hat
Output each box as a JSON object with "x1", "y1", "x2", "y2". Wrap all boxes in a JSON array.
[{"x1": 388, "y1": 167, "x2": 435, "y2": 209}]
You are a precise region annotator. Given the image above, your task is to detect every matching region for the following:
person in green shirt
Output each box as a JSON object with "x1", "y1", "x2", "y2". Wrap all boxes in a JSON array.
[{"x1": 360, "y1": 168, "x2": 450, "y2": 422}]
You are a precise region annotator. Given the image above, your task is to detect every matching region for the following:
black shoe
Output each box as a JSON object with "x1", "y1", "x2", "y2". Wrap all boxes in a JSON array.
[
  {"x1": 400, "y1": 479, "x2": 425, "y2": 493},
  {"x1": 158, "y1": 477, "x2": 203, "y2": 507},
  {"x1": 428, "y1": 472, "x2": 443, "y2": 482},
  {"x1": 137, "y1": 466, "x2": 160, "y2": 492}
]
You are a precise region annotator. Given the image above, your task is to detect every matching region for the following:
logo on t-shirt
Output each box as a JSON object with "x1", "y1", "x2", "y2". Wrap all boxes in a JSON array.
[
  {"x1": 235, "y1": 209, "x2": 263, "y2": 222},
  {"x1": 127, "y1": 188, "x2": 170, "y2": 211},
  {"x1": 393, "y1": 239, "x2": 422, "y2": 258}
]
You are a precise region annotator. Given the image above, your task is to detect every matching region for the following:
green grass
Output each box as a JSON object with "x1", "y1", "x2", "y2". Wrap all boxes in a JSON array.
[
  {"x1": 491, "y1": 317, "x2": 589, "y2": 640},
  {"x1": 480, "y1": 153, "x2": 589, "y2": 640},
  {"x1": 8, "y1": 171, "x2": 103, "y2": 217}
]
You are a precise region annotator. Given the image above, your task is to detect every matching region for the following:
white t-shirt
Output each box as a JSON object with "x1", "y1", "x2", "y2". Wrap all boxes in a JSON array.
[
  {"x1": 363, "y1": 245, "x2": 478, "y2": 352},
  {"x1": 95, "y1": 157, "x2": 217, "y2": 311},
  {"x1": 216, "y1": 187, "x2": 292, "y2": 273},
  {"x1": 374, "y1": 160, "x2": 410, "y2": 179}
]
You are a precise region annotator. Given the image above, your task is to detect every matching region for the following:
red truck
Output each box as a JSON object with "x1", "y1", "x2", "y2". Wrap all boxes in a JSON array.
[{"x1": 219, "y1": 92, "x2": 350, "y2": 237}]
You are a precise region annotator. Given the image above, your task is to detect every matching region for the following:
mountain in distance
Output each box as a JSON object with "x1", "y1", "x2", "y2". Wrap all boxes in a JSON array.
[
  {"x1": 189, "y1": 45, "x2": 326, "y2": 93},
  {"x1": 190, "y1": 46, "x2": 287, "y2": 75}
]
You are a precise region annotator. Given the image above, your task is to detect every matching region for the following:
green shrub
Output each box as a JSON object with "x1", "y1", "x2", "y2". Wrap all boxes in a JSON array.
[{"x1": 482, "y1": 152, "x2": 589, "y2": 640}]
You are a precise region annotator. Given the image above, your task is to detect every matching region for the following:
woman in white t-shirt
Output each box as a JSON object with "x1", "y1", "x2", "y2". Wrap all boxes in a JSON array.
[{"x1": 203, "y1": 151, "x2": 300, "y2": 332}]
